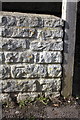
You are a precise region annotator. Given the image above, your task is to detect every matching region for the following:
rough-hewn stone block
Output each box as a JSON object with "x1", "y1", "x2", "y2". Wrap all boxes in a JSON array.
[
  {"x1": 4, "y1": 52, "x2": 34, "y2": 63},
  {"x1": 28, "y1": 16, "x2": 43, "y2": 27},
  {"x1": 17, "y1": 92, "x2": 60, "y2": 103},
  {"x1": 1, "y1": 16, "x2": 17, "y2": 26},
  {"x1": 1, "y1": 26, "x2": 63, "y2": 39},
  {"x1": 43, "y1": 18, "x2": 64, "y2": 27},
  {"x1": 0, "y1": 15, "x2": 64, "y2": 28},
  {"x1": 0, "y1": 38, "x2": 29, "y2": 50},
  {"x1": 37, "y1": 28, "x2": 63, "y2": 40},
  {"x1": 0, "y1": 15, "x2": 43, "y2": 27},
  {"x1": 17, "y1": 92, "x2": 39, "y2": 102},
  {"x1": 0, "y1": 93, "x2": 11, "y2": 103},
  {"x1": 48, "y1": 64, "x2": 62, "y2": 77},
  {"x1": 1, "y1": 27, "x2": 37, "y2": 38},
  {"x1": 1, "y1": 78, "x2": 61, "y2": 92},
  {"x1": 11, "y1": 64, "x2": 47, "y2": 78},
  {"x1": 30, "y1": 40, "x2": 63, "y2": 51},
  {"x1": 0, "y1": 52, "x2": 5, "y2": 63},
  {"x1": 0, "y1": 65, "x2": 11, "y2": 79},
  {"x1": 38, "y1": 51, "x2": 62, "y2": 63},
  {"x1": 1, "y1": 27, "x2": 29, "y2": 37},
  {"x1": 3, "y1": 51, "x2": 62, "y2": 63}
]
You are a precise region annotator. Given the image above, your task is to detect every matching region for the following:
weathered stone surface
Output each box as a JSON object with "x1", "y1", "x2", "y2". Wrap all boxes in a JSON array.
[
  {"x1": 5, "y1": 52, "x2": 19, "y2": 63},
  {"x1": 1, "y1": 27, "x2": 29, "y2": 37},
  {"x1": 0, "y1": 65, "x2": 11, "y2": 79},
  {"x1": 0, "y1": 38, "x2": 29, "y2": 50},
  {"x1": 1, "y1": 27, "x2": 37, "y2": 38},
  {"x1": 30, "y1": 40, "x2": 63, "y2": 51},
  {"x1": 4, "y1": 52, "x2": 34, "y2": 63},
  {"x1": 0, "y1": 16, "x2": 64, "y2": 28},
  {"x1": 16, "y1": 16, "x2": 29, "y2": 27},
  {"x1": 0, "y1": 64, "x2": 62, "y2": 79},
  {"x1": 28, "y1": 28, "x2": 37, "y2": 38},
  {"x1": 37, "y1": 28, "x2": 63, "y2": 40},
  {"x1": 0, "y1": 12, "x2": 64, "y2": 99},
  {"x1": 0, "y1": 52, "x2": 5, "y2": 63},
  {"x1": 17, "y1": 91, "x2": 60, "y2": 103},
  {"x1": 0, "y1": 93, "x2": 11, "y2": 103},
  {"x1": 39, "y1": 78, "x2": 61, "y2": 92},
  {"x1": 1, "y1": 26, "x2": 63, "y2": 39},
  {"x1": 45, "y1": 92, "x2": 60, "y2": 98},
  {"x1": 28, "y1": 16, "x2": 43, "y2": 27},
  {"x1": 1, "y1": 16, "x2": 17, "y2": 26},
  {"x1": 4, "y1": 51, "x2": 62, "y2": 63},
  {"x1": 43, "y1": 18, "x2": 64, "y2": 27},
  {"x1": 1, "y1": 26, "x2": 38, "y2": 38},
  {"x1": 17, "y1": 92, "x2": 39, "y2": 102},
  {"x1": 11, "y1": 64, "x2": 47, "y2": 78},
  {"x1": 0, "y1": 15, "x2": 43, "y2": 27},
  {"x1": 1, "y1": 79, "x2": 36, "y2": 92},
  {"x1": 19, "y1": 52, "x2": 34, "y2": 63},
  {"x1": 1, "y1": 78, "x2": 61, "y2": 92},
  {"x1": 48, "y1": 64, "x2": 62, "y2": 77},
  {"x1": 38, "y1": 51, "x2": 62, "y2": 63}
]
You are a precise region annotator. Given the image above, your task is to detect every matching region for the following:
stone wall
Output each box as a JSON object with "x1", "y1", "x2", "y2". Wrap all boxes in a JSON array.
[{"x1": 0, "y1": 12, "x2": 64, "y2": 103}]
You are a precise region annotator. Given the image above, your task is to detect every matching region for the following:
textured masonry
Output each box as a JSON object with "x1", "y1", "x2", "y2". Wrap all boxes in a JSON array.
[{"x1": 0, "y1": 12, "x2": 64, "y2": 102}]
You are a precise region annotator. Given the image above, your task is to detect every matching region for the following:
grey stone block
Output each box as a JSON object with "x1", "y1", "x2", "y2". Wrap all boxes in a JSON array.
[
  {"x1": 4, "y1": 52, "x2": 34, "y2": 63},
  {"x1": 0, "y1": 65, "x2": 11, "y2": 79},
  {"x1": 30, "y1": 40, "x2": 63, "y2": 51},
  {"x1": 0, "y1": 15, "x2": 43, "y2": 27},
  {"x1": 2, "y1": 27, "x2": 29, "y2": 38},
  {"x1": 45, "y1": 92, "x2": 60, "y2": 98},
  {"x1": 0, "y1": 38, "x2": 29, "y2": 50},
  {"x1": 37, "y1": 28, "x2": 63, "y2": 40},
  {"x1": 1, "y1": 26, "x2": 37, "y2": 38},
  {"x1": 0, "y1": 93, "x2": 11, "y2": 103},
  {"x1": 44, "y1": 18, "x2": 64, "y2": 27},
  {"x1": 29, "y1": 28, "x2": 37, "y2": 38},
  {"x1": 1, "y1": 79, "x2": 36, "y2": 92},
  {"x1": 16, "y1": 16, "x2": 29, "y2": 27},
  {"x1": 1, "y1": 78, "x2": 61, "y2": 92},
  {"x1": 39, "y1": 78, "x2": 61, "y2": 92},
  {"x1": 17, "y1": 91, "x2": 60, "y2": 103},
  {"x1": 1, "y1": 16, "x2": 17, "y2": 26},
  {"x1": 11, "y1": 64, "x2": 47, "y2": 78},
  {"x1": 17, "y1": 92, "x2": 39, "y2": 102},
  {"x1": 5, "y1": 52, "x2": 19, "y2": 63},
  {"x1": 0, "y1": 52, "x2": 5, "y2": 63},
  {"x1": 37, "y1": 51, "x2": 62, "y2": 63},
  {"x1": 48, "y1": 64, "x2": 62, "y2": 77},
  {"x1": 28, "y1": 16, "x2": 43, "y2": 27}
]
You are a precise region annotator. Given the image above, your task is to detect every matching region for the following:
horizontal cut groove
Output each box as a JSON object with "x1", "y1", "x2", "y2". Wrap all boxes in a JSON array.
[
  {"x1": 0, "y1": 25, "x2": 63, "y2": 30},
  {"x1": 2, "y1": 90, "x2": 60, "y2": 93},
  {"x1": 0, "y1": 77, "x2": 62, "y2": 80},
  {"x1": 0, "y1": 37, "x2": 63, "y2": 41},
  {"x1": 0, "y1": 78, "x2": 61, "y2": 81},
  {"x1": 1, "y1": 92, "x2": 59, "y2": 94},
  {"x1": 0, "y1": 50, "x2": 63, "y2": 52},
  {"x1": 0, "y1": 62, "x2": 62, "y2": 66},
  {"x1": 1, "y1": 37, "x2": 63, "y2": 39},
  {"x1": 1, "y1": 63, "x2": 61, "y2": 66}
]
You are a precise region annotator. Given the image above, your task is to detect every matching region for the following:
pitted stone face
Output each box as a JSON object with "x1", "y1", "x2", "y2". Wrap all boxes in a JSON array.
[
  {"x1": 0, "y1": 12, "x2": 64, "y2": 101},
  {"x1": 0, "y1": 38, "x2": 29, "y2": 50},
  {"x1": 1, "y1": 78, "x2": 61, "y2": 92},
  {"x1": 11, "y1": 64, "x2": 47, "y2": 78},
  {"x1": 30, "y1": 39, "x2": 63, "y2": 51}
]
